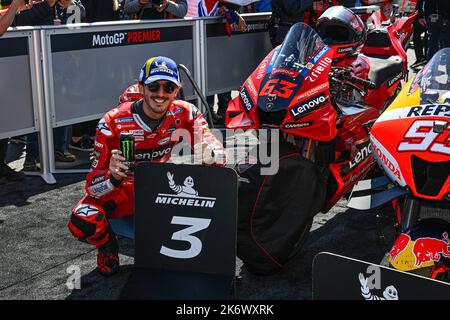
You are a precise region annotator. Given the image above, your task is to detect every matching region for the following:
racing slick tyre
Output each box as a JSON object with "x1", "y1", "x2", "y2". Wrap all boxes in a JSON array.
[{"x1": 236, "y1": 141, "x2": 326, "y2": 275}]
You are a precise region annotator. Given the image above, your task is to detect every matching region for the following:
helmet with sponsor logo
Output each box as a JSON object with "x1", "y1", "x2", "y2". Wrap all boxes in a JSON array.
[{"x1": 316, "y1": 6, "x2": 366, "y2": 60}]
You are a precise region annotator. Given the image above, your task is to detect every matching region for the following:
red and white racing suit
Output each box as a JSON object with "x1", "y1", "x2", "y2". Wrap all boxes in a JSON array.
[{"x1": 68, "y1": 99, "x2": 225, "y2": 247}]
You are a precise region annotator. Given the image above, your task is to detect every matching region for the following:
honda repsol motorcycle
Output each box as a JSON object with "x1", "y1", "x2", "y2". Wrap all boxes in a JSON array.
[
  {"x1": 348, "y1": 48, "x2": 450, "y2": 280},
  {"x1": 225, "y1": 23, "x2": 390, "y2": 275}
]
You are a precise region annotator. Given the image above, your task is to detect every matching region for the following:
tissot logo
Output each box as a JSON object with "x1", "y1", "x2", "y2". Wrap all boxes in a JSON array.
[
  {"x1": 155, "y1": 172, "x2": 216, "y2": 208},
  {"x1": 290, "y1": 93, "x2": 328, "y2": 119}
]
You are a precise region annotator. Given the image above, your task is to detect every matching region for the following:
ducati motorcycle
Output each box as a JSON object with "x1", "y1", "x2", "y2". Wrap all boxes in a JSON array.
[
  {"x1": 350, "y1": 2, "x2": 417, "y2": 112},
  {"x1": 225, "y1": 22, "x2": 399, "y2": 274},
  {"x1": 348, "y1": 48, "x2": 450, "y2": 280}
]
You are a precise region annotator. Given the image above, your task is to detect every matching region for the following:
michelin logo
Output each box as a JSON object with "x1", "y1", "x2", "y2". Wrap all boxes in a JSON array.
[{"x1": 155, "y1": 172, "x2": 216, "y2": 208}]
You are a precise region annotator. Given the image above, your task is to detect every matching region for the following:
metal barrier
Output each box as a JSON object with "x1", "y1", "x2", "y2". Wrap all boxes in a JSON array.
[
  {"x1": 0, "y1": 28, "x2": 56, "y2": 183},
  {"x1": 2, "y1": 13, "x2": 272, "y2": 182},
  {"x1": 0, "y1": 28, "x2": 39, "y2": 140},
  {"x1": 203, "y1": 13, "x2": 272, "y2": 95}
]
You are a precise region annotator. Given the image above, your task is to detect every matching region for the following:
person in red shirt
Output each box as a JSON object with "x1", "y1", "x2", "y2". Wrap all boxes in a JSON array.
[{"x1": 68, "y1": 56, "x2": 226, "y2": 276}]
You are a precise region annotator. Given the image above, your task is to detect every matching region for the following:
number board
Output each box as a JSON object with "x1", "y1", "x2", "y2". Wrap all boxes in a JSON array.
[
  {"x1": 313, "y1": 252, "x2": 450, "y2": 300},
  {"x1": 134, "y1": 162, "x2": 238, "y2": 276}
]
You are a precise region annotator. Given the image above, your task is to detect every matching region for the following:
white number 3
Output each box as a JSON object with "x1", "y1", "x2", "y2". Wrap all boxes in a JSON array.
[{"x1": 160, "y1": 216, "x2": 211, "y2": 259}]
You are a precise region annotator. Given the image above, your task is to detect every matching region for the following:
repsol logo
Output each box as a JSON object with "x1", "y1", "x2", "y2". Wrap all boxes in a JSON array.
[
  {"x1": 290, "y1": 94, "x2": 328, "y2": 119},
  {"x1": 388, "y1": 72, "x2": 403, "y2": 87},
  {"x1": 135, "y1": 147, "x2": 172, "y2": 160},
  {"x1": 407, "y1": 104, "x2": 450, "y2": 118},
  {"x1": 240, "y1": 87, "x2": 253, "y2": 112},
  {"x1": 92, "y1": 33, "x2": 126, "y2": 47},
  {"x1": 305, "y1": 57, "x2": 332, "y2": 82}
]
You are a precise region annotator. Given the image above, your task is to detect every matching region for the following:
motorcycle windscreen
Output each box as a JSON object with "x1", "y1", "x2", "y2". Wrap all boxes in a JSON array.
[
  {"x1": 257, "y1": 23, "x2": 327, "y2": 116},
  {"x1": 419, "y1": 48, "x2": 450, "y2": 105}
]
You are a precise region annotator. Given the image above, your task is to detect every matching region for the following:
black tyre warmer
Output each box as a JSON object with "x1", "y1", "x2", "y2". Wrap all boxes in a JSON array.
[{"x1": 237, "y1": 142, "x2": 327, "y2": 275}]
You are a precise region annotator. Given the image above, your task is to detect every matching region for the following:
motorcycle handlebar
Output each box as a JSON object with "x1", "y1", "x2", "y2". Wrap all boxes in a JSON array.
[{"x1": 348, "y1": 75, "x2": 377, "y2": 89}]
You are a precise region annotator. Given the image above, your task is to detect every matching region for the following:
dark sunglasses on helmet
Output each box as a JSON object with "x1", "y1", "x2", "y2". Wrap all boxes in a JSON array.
[{"x1": 147, "y1": 81, "x2": 178, "y2": 94}]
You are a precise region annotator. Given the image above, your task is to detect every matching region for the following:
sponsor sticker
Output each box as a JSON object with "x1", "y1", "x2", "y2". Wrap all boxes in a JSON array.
[
  {"x1": 406, "y1": 104, "x2": 450, "y2": 118},
  {"x1": 128, "y1": 129, "x2": 144, "y2": 136},
  {"x1": 92, "y1": 30, "x2": 161, "y2": 48},
  {"x1": 290, "y1": 93, "x2": 329, "y2": 120},
  {"x1": 305, "y1": 57, "x2": 332, "y2": 83},
  {"x1": 271, "y1": 68, "x2": 299, "y2": 78},
  {"x1": 91, "y1": 174, "x2": 106, "y2": 185},
  {"x1": 387, "y1": 72, "x2": 403, "y2": 87},
  {"x1": 337, "y1": 46, "x2": 354, "y2": 54},
  {"x1": 135, "y1": 146, "x2": 172, "y2": 160},
  {"x1": 245, "y1": 78, "x2": 258, "y2": 99},
  {"x1": 155, "y1": 172, "x2": 216, "y2": 208},
  {"x1": 88, "y1": 180, "x2": 114, "y2": 197},
  {"x1": 158, "y1": 137, "x2": 171, "y2": 145},
  {"x1": 240, "y1": 87, "x2": 254, "y2": 112},
  {"x1": 370, "y1": 134, "x2": 405, "y2": 186},
  {"x1": 296, "y1": 83, "x2": 329, "y2": 102},
  {"x1": 94, "y1": 141, "x2": 104, "y2": 149},
  {"x1": 74, "y1": 204, "x2": 101, "y2": 217},
  {"x1": 283, "y1": 122, "x2": 313, "y2": 130},
  {"x1": 97, "y1": 118, "x2": 112, "y2": 137},
  {"x1": 167, "y1": 108, "x2": 183, "y2": 116},
  {"x1": 115, "y1": 117, "x2": 135, "y2": 123}
]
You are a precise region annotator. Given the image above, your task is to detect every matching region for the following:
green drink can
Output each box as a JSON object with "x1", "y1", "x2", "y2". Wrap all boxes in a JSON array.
[{"x1": 119, "y1": 132, "x2": 135, "y2": 172}]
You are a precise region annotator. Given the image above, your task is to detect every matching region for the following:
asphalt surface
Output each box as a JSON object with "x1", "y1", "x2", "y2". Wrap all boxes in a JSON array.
[{"x1": 0, "y1": 48, "x2": 418, "y2": 300}]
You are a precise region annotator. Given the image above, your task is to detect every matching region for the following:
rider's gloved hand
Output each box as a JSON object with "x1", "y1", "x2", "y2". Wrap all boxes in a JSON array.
[{"x1": 109, "y1": 149, "x2": 129, "y2": 181}]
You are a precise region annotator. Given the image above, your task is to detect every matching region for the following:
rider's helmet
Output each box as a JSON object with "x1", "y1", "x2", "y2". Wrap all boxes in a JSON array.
[{"x1": 316, "y1": 6, "x2": 367, "y2": 60}]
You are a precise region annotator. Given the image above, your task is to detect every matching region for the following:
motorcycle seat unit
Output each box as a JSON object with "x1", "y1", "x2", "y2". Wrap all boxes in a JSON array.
[
  {"x1": 365, "y1": 27, "x2": 391, "y2": 48},
  {"x1": 364, "y1": 54, "x2": 403, "y2": 88}
]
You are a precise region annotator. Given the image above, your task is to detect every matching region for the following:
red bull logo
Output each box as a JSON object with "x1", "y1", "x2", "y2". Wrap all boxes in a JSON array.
[
  {"x1": 389, "y1": 233, "x2": 410, "y2": 262},
  {"x1": 412, "y1": 232, "x2": 450, "y2": 266}
]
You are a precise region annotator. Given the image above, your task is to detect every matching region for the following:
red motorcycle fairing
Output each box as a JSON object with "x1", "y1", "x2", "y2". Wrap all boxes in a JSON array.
[
  {"x1": 355, "y1": 5, "x2": 417, "y2": 112},
  {"x1": 227, "y1": 23, "x2": 381, "y2": 211},
  {"x1": 325, "y1": 106, "x2": 379, "y2": 211},
  {"x1": 227, "y1": 24, "x2": 338, "y2": 142}
]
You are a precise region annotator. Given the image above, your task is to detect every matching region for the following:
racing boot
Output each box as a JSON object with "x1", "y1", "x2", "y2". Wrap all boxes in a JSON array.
[{"x1": 97, "y1": 236, "x2": 119, "y2": 276}]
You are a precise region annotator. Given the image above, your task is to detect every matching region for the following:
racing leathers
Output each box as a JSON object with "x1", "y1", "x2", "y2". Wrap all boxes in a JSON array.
[{"x1": 68, "y1": 99, "x2": 226, "y2": 248}]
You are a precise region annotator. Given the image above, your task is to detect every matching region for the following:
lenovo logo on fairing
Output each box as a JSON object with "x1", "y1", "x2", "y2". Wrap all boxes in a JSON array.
[
  {"x1": 349, "y1": 144, "x2": 372, "y2": 169},
  {"x1": 290, "y1": 93, "x2": 328, "y2": 119},
  {"x1": 240, "y1": 88, "x2": 253, "y2": 112}
]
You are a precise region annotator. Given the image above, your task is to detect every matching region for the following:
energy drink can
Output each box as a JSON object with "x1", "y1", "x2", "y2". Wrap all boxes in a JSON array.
[{"x1": 119, "y1": 132, "x2": 135, "y2": 173}]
